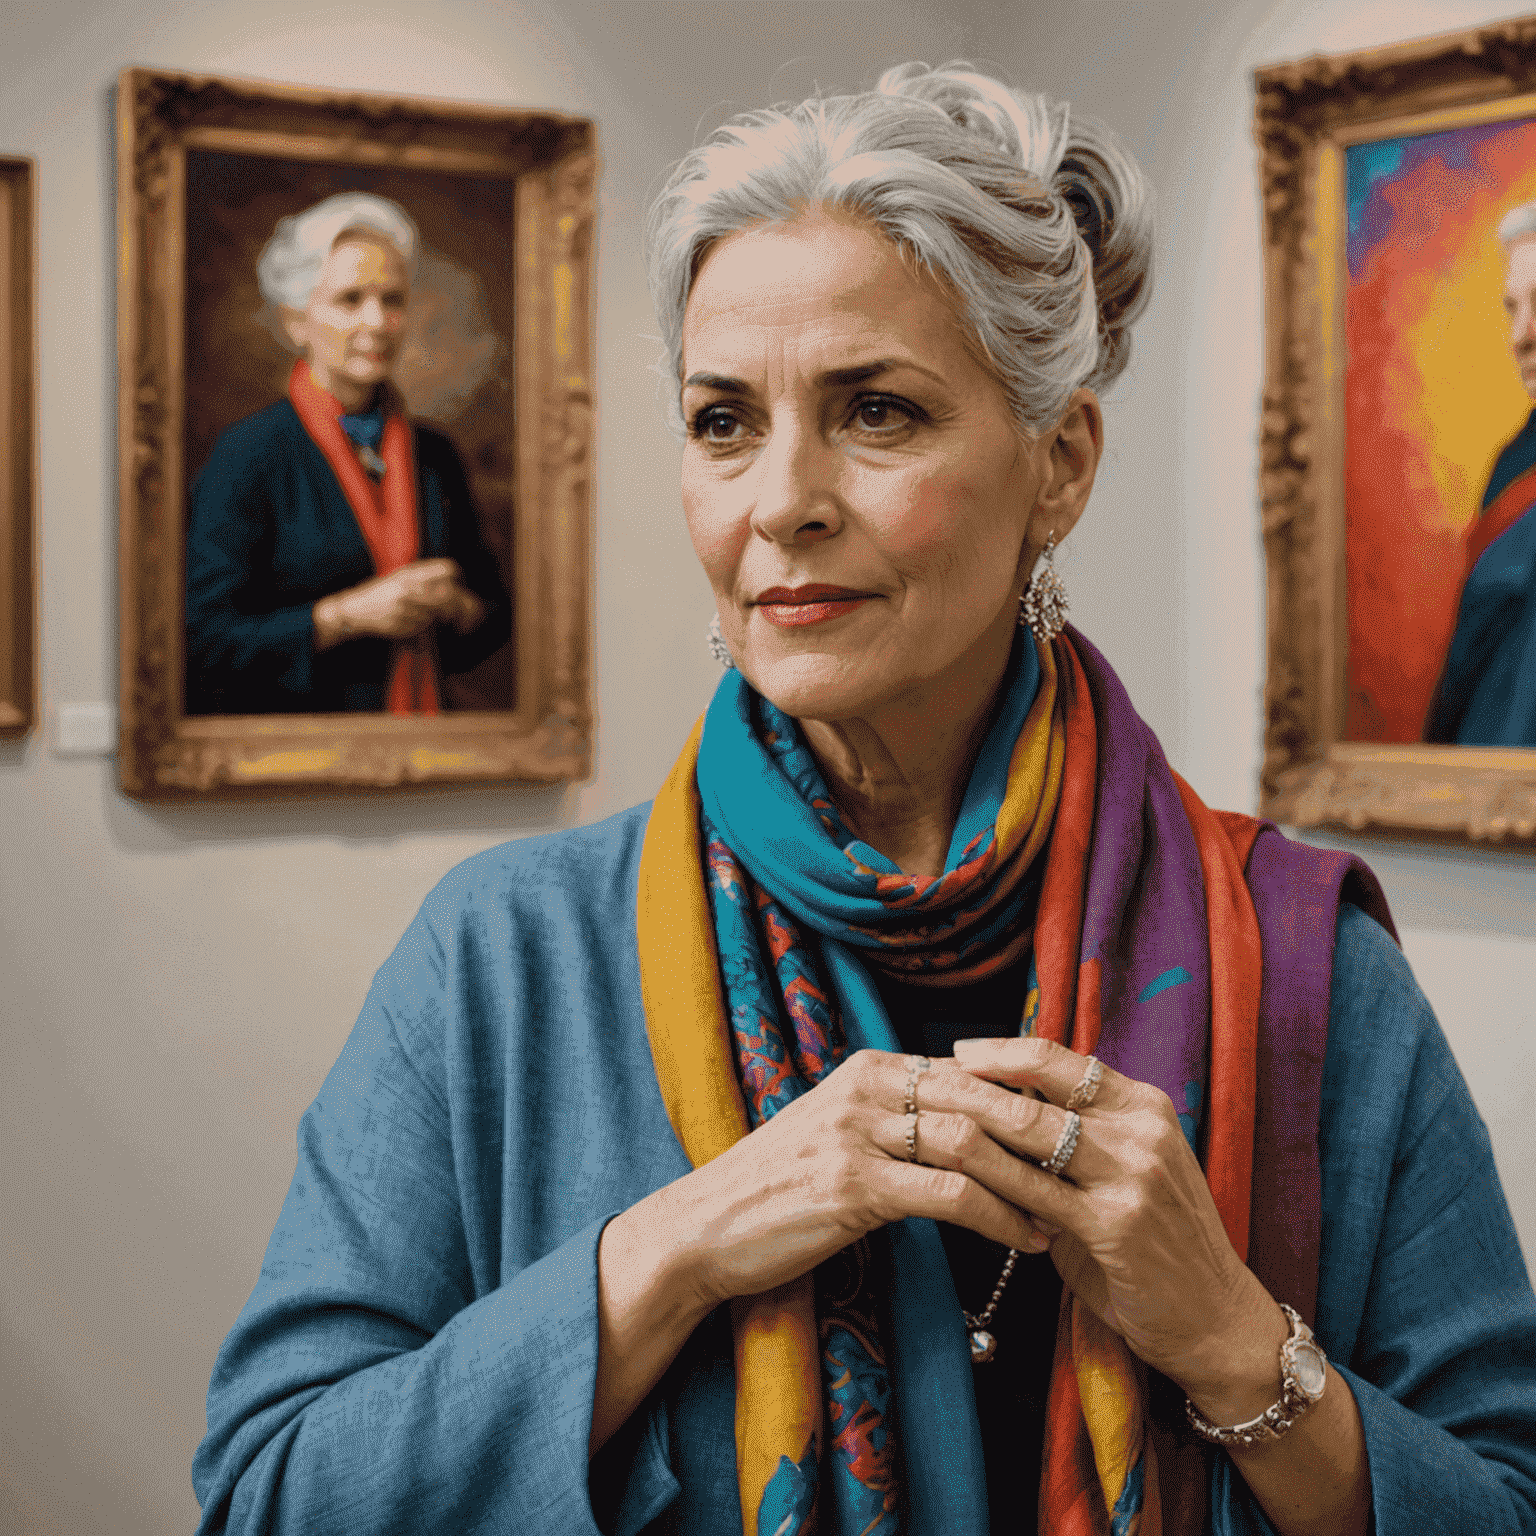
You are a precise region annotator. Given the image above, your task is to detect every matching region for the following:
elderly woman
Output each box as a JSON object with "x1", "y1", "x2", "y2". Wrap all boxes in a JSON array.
[
  {"x1": 192, "y1": 67, "x2": 1536, "y2": 1535},
  {"x1": 184, "y1": 191, "x2": 510, "y2": 715}
]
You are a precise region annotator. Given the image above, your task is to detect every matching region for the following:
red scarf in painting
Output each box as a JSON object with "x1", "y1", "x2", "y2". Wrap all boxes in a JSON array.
[{"x1": 288, "y1": 360, "x2": 439, "y2": 716}]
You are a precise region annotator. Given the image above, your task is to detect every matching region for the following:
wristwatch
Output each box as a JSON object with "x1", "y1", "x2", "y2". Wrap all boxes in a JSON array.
[{"x1": 1184, "y1": 1303, "x2": 1329, "y2": 1447}]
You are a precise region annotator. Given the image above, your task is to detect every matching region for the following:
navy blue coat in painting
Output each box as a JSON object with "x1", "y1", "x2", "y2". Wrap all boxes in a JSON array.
[
  {"x1": 1425, "y1": 408, "x2": 1536, "y2": 745},
  {"x1": 185, "y1": 400, "x2": 512, "y2": 715}
]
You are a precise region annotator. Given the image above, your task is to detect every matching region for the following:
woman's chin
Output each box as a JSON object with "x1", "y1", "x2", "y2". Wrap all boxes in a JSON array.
[{"x1": 740, "y1": 649, "x2": 900, "y2": 723}]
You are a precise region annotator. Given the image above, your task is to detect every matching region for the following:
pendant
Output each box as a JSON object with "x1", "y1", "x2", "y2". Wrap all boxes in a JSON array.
[{"x1": 969, "y1": 1329, "x2": 998, "y2": 1365}]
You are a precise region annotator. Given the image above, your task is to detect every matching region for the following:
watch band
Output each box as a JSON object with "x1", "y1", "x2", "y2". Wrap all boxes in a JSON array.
[{"x1": 1184, "y1": 1303, "x2": 1329, "y2": 1447}]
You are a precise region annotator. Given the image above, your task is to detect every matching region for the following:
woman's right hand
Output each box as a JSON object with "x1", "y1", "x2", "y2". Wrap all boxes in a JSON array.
[
  {"x1": 591, "y1": 1048, "x2": 1056, "y2": 1453},
  {"x1": 313, "y1": 559, "x2": 478, "y2": 647},
  {"x1": 629, "y1": 1048, "x2": 1056, "y2": 1311}
]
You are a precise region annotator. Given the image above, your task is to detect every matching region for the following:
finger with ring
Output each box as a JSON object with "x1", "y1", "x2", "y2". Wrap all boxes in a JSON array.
[
  {"x1": 904, "y1": 1055, "x2": 930, "y2": 1162},
  {"x1": 1065, "y1": 1055, "x2": 1104, "y2": 1111},
  {"x1": 1040, "y1": 1109, "x2": 1081, "y2": 1176}
]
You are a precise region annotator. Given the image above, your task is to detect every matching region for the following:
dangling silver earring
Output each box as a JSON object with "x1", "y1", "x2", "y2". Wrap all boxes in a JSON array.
[
  {"x1": 707, "y1": 613, "x2": 736, "y2": 669},
  {"x1": 1020, "y1": 533, "x2": 1069, "y2": 643}
]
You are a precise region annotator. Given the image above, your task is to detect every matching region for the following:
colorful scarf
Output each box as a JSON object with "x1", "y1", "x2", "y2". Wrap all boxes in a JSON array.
[
  {"x1": 287, "y1": 360, "x2": 438, "y2": 715},
  {"x1": 637, "y1": 627, "x2": 1384, "y2": 1535}
]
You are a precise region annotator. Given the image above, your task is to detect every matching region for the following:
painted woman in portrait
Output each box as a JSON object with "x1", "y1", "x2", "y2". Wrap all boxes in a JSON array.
[
  {"x1": 184, "y1": 192, "x2": 511, "y2": 716},
  {"x1": 1425, "y1": 200, "x2": 1536, "y2": 746}
]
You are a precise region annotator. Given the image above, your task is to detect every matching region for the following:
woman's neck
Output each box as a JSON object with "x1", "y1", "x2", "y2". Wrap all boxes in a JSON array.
[
  {"x1": 309, "y1": 363, "x2": 378, "y2": 415},
  {"x1": 796, "y1": 618, "x2": 1017, "y2": 877}
]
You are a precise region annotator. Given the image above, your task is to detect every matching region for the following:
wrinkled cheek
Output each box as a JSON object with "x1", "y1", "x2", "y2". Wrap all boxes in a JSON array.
[
  {"x1": 877, "y1": 479, "x2": 1001, "y2": 577},
  {"x1": 680, "y1": 485, "x2": 745, "y2": 601}
]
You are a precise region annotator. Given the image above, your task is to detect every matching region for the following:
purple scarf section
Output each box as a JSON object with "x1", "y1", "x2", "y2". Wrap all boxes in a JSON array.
[{"x1": 1068, "y1": 631, "x2": 1396, "y2": 1319}]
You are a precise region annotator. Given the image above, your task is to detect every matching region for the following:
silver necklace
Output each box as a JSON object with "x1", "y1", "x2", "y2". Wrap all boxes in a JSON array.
[{"x1": 963, "y1": 1247, "x2": 1019, "y2": 1364}]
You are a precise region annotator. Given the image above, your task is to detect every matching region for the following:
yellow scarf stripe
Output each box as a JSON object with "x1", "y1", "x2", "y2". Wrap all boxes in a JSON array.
[
  {"x1": 1072, "y1": 1304, "x2": 1146, "y2": 1522},
  {"x1": 732, "y1": 1283, "x2": 824, "y2": 1536},
  {"x1": 638, "y1": 719, "x2": 824, "y2": 1535},
  {"x1": 994, "y1": 640, "x2": 1065, "y2": 869},
  {"x1": 637, "y1": 717, "x2": 751, "y2": 1166}
]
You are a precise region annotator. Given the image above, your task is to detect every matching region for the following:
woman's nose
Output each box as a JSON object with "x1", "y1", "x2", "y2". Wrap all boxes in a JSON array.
[{"x1": 748, "y1": 420, "x2": 843, "y2": 546}]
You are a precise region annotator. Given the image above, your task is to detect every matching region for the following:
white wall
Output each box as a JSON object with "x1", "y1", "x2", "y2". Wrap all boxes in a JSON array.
[{"x1": 0, "y1": 2, "x2": 1530, "y2": 1532}]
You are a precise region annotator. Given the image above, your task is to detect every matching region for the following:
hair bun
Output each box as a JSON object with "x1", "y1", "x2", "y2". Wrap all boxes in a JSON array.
[
  {"x1": 878, "y1": 63, "x2": 1153, "y2": 390},
  {"x1": 1052, "y1": 114, "x2": 1154, "y2": 385}
]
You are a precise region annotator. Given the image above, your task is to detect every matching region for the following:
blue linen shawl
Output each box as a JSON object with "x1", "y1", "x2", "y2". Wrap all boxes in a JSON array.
[{"x1": 191, "y1": 808, "x2": 1536, "y2": 1535}]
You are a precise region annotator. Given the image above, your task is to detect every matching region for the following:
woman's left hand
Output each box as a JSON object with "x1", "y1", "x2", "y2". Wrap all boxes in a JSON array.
[{"x1": 948, "y1": 1036, "x2": 1289, "y2": 1419}]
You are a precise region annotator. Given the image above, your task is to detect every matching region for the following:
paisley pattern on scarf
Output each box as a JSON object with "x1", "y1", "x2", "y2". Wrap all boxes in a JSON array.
[
  {"x1": 754, "y1": 692, "x2": 1054, "y2": 984},
  {"x1": 706, "y1": 825, "x2": 899, "y2": 1530}
]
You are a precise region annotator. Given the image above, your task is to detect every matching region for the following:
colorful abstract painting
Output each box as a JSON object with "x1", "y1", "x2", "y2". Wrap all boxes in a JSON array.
[{"x1": 1344, "y1": 115, "x2": 1536, "y2": 741}]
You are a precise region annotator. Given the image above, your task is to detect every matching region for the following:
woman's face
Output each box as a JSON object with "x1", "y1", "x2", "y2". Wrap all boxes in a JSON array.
[
  {"x1": 680, "y1": 210, "x2": 1079, "y2": 726},
  {"x1": 285, "y1": 234, "x2": 409, "y2": 407}
]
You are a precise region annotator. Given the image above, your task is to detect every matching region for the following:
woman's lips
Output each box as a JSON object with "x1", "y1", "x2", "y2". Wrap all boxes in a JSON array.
[{"x1": 754, "y1": 585, "x2": 876, "y2": 628}]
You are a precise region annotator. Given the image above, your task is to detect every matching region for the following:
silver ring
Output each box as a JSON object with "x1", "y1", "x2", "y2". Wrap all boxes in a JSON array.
[
  {"x1": 1041, "y1": 1110, "x2": 1081, "y2": 1176},
  {"x1": 904, "y1": 1055, "x2": 930, "y2": 1162},
  {"x1": 1065, "y1": 1056, "x2": 1104, "y2": 1111}
]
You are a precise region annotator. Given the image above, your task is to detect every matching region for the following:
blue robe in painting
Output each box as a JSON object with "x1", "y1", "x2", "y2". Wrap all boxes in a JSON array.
[
  {"x1": 184, "y1": 401, "x2": 512, "y2": 715},
  {"x1": 1425, "y1": 407, "x2": 1536, "y2": 745}
]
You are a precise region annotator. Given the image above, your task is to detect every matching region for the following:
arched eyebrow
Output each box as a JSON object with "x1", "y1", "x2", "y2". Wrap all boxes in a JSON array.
[{"x1": 682, "y1": 358, "x2": 948, "y2": 393}]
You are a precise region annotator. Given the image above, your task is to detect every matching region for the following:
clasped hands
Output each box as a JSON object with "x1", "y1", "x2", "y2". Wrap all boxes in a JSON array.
[
  {"x1": 313, "y1": 558, "x2": 485, "y2": 650},
  {"x1": 674, "y1": 1037, "x2": 1289, "y2": 1424}
]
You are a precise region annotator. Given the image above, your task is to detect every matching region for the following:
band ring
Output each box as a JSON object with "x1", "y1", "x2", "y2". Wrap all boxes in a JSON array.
[
  {"x1": 1041, "y1": 1110, "x2": 1082, "y2": 1176},
  {"x1": 1065, "y1": 1055, "x2": 1104, "y2": 1111},
  {"x1": 904, "y1": 1055, "x2": 931, "y2": 1162}
]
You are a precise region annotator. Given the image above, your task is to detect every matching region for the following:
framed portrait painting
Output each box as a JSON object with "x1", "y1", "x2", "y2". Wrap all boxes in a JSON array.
[
  {"x1": 117, "y1": 68, "x2": 594, "y2": 798},
  {"x1": 1257, "y1": 18, "x2": 1536, "y2": 845},
  {"x1": 0, "y1": 155, "x2": 34, "y2": 738}
]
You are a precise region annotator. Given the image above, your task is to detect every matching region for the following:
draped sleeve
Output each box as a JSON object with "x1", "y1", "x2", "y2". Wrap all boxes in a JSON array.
[
  {"x1": 190, "y1": 807, "x2": 692, "y2": 1535},
  {"x1": 1212, "y1": 904, "x2": 1536, "y2": 1534}
]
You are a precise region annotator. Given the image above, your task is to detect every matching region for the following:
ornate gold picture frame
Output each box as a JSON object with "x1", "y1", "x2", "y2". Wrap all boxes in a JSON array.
[
  {"x1": 1257, "y1": 19, "x2": 1536, "y2": 845},
  {"x1": 117, "y1": 68, "x2": 594, "y2": 798},
  {"x1": 0, "y1": 156, "x2": 35, "y2": 738}
]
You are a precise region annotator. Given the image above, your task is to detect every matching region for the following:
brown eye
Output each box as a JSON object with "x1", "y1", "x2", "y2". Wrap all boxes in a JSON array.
[
  {"x1": 851, "y1": 396, "x2": 915, "y2": 434},
  {"x1": 694, "y1": 408, "x2": 744, "y2": 441}
]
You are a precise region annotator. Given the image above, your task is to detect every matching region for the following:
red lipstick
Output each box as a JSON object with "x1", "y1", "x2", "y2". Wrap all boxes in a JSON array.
[{"x1": 754, "y1": 584, "x2": 876, "y2": 628}]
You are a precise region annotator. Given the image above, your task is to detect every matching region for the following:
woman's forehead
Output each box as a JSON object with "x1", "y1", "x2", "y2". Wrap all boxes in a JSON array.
[
  {"x1": 681, "y1": 212, "x2": 969, "y2": 383},
  {"x1": 320, "y1": 232, "x2": 408, "y2": 286}
]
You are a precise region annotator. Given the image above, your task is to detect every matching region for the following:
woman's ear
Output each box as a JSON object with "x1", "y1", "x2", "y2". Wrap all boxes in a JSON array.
[
  {"x1": 1030, "y1": 388, "x2": 1102, "y2": 547},
  {"x1": 280, "y1": 306, "x2": 309, "y2": 355}
]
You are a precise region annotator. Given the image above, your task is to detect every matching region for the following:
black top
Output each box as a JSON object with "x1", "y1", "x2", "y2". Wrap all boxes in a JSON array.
[
  {"x1": 184, "y1": 399, "x2": 512, "y2": 714},
  {"x1": 871, "y1": 956, "x2": 1060, "y2": 1534}
]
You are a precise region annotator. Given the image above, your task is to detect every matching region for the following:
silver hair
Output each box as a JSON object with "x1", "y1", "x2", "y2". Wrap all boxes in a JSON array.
[
  {"x1": 257, "y1": 192, "x2": 419, "y2": 311},
  {"x1": 645, "y1": 61, "x2": 1154, "y2": 438},
  {"x1": 1499, "y1": 201, "x2": 1536, "y2": 247}
]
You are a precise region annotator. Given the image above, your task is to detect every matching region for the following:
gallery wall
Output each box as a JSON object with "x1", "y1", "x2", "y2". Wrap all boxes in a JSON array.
[{"x1": 0, "y1": 0, "x2": 1530, "y2": 1531}]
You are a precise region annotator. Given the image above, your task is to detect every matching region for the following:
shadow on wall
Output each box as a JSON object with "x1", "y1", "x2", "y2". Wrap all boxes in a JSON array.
[{"x1": 0, "y1": 1320, "x2": 168, "y2": 1536}]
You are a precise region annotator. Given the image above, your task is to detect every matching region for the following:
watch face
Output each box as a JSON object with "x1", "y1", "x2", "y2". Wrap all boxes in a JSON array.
[{"x1": 1291, "y1": 1339, "x2": 1328, "y2": 1399}]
